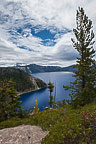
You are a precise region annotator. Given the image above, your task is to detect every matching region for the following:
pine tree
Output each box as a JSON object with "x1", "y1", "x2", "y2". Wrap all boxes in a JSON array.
[
  {"x1": 0, "y1": 80, "x2": 10, "y2": 121},
  {"x1": 64, "y1": 7, "x2": 96, "y2": 107},
  {"x1": 0, "y1": 80, "x2": 22, "y2": 121},
  {"x1": 7, "y1": 80, "x2": 22, "y2": 117},
  {"x1": 48, "y1": 82, "x2": 54, "y2": 107}
]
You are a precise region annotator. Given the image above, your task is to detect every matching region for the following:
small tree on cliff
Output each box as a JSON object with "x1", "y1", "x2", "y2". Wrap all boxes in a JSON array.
[{"x1": 64, "y1": 7, "x2": 96, "y2": 107}]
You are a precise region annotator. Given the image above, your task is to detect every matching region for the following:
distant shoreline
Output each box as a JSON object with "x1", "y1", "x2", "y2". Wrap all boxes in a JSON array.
[{"x1": 32, "y1": 71, "x2": 73, "y2": 74}]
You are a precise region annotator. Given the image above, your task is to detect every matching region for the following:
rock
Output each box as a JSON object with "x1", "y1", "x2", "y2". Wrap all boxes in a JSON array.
[{"x1": 0, "y1": 125, "x2": 48, "y2": 144}]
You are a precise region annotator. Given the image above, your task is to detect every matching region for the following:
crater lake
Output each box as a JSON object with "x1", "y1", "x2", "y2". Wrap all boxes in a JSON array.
[{"x1": 20, "y1": 72, "x2": 75, "y2": 111}]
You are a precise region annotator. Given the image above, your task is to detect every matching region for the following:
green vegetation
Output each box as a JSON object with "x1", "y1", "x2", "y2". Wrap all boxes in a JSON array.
[
  {"x1": 64, "y1": 7, "x2": 96, "y2": 107},
  {"x1": 0, "y1": 68, "x2": 46, "y2": 121},
  {"x1": 35, "y1": 78, "x2": 47, "y2": 89},
  {"x1": 0, "y1": 67, "x2": 46, "y2": 92},
  {"x1": 34, "y1": 100, "x2": 39, "y2": 113},
  {"x1": 0, "y1": 80, "x2": 22, "y2": 122},
  {"x1": 0, "y1": 103, "x2": 96, "y2": 143},
  {"x1": 47, "y1": 82, "x2": 54, "y2": 107}
]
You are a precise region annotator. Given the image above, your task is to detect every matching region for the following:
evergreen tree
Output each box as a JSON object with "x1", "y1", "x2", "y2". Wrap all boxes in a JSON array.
[
  {"x1": 48, "y1": 82, "x2": 54, "y2": 107},
  {"x1": 64, "y1": 7, "x2": 96, "y2": 107},
  {"x1": 0, "y1": 80, "x2": 22, "y2": 121}
]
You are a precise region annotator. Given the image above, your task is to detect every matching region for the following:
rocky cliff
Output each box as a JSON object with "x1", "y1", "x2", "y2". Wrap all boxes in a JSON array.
[{"x1": 0, "y1": 67, "x2": 47, "y2": 93}]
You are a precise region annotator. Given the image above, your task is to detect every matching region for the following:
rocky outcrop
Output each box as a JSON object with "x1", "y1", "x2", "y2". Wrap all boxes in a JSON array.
[
  {"x1": 0, "y1": 125, "x2": 48, "y2": 144},
  {"x1": 29, "y1": 76, "x2": 39, "y2": 90}
]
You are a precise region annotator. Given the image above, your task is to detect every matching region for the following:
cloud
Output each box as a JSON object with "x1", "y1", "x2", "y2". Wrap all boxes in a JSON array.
[{"x1": 0, "y1": 0, "x2": 96, "y2": 67}]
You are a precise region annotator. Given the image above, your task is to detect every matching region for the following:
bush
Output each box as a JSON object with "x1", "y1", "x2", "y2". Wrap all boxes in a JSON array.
[{"x1": 0, "y1": 103, "x2": 96, "y2": 144}]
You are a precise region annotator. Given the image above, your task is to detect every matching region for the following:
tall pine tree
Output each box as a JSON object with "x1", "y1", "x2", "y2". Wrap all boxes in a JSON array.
[
  {"x1": 0, "y1": 80, "x2": 22, "y2": 121},
  {"x1": 48, "y1": 82, "x2": 54, "y2": 107},
  {"x1": 64, "y1": 7, "x2": 96, "y2": 107}
]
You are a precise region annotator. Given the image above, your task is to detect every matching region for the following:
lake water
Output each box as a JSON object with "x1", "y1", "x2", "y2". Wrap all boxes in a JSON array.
[{"x1": 20, "y1": 72, "x2": 75, "y2": 111}]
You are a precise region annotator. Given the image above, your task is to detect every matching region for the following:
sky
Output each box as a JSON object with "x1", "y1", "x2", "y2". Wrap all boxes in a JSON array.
[{"x1": 0, "y1": 0, "x2": 96, "y2": 67}]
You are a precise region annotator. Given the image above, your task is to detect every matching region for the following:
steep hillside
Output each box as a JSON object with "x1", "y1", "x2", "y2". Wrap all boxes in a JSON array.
[
  {"x1": 0, "y1": 67, "x2": 46, "y2": 93},
  {"x1": 16, "y1": 64, "x2": 77, "y2": 74}
]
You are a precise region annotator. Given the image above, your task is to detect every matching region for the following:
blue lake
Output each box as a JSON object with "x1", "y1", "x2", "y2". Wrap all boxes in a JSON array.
[{"x1": 20, "y1": 72, "x2": 75, "y2": 111}]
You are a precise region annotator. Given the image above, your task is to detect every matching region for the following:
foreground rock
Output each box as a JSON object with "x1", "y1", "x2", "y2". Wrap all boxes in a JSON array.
[{"x1": 0, "y1": 125, "x2": 48, "y2": 144}]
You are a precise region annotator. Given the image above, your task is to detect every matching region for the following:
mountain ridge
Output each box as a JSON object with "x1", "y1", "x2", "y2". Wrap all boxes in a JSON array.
[{"x1": 16, "y1": 64, "x2": 77, "y2": 74}]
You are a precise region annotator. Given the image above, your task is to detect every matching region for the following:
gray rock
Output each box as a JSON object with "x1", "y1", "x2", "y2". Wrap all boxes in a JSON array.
[{"x1": 0, "y1": 125, "x2": 48, "y2": 144}]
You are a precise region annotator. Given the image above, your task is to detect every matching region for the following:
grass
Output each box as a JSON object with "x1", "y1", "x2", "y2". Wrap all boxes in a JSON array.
[{"x1": 0, "y1": 103, "x2": 96, "y2": 144}]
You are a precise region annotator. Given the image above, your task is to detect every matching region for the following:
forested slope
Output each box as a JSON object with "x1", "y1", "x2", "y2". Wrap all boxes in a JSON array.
[{"x1": 0, "y1": 67, "x2": 46, "y2": 92}]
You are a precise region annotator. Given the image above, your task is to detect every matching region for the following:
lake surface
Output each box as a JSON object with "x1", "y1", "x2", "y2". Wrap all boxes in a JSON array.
[{"x1": 20, "y1": 72, "x2": 75, "y2": 112}]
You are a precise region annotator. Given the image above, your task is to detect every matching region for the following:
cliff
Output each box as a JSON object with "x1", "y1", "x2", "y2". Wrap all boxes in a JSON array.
[{"x1": 0, "y1": 67, "x2": 47, "y2": 93}]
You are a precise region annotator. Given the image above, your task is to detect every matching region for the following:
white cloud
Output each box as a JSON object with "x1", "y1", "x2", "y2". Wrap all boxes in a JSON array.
[{"x1": 0, "y1": 0, "x2": 96, "y2": 67}]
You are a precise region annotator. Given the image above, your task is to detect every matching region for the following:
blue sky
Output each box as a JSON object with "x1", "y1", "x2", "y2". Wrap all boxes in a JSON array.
[{"x1": 0, "y1": 0, "x2": 96, "y2": 67}]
